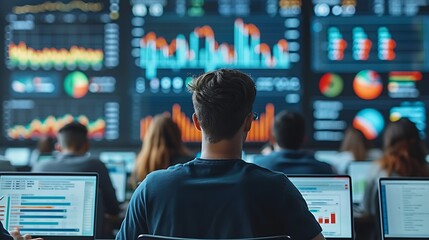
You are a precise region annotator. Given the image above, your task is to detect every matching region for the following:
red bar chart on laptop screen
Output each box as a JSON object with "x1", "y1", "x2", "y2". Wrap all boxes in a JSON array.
[
  {"x1": 0, "y1": 175, "x2": 96, "y2": 236},
  {"x1": 290, "y1": 177, "x2": 353, "y2": 238}
]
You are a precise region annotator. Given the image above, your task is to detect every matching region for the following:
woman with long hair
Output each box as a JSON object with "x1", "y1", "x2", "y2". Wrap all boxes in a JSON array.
[
  {"x1": 362, "y1": 118, "x2": 429, "y2": 239},
  {"x1": 131, "y1": 114, "x2": 193, "y2": 188}
]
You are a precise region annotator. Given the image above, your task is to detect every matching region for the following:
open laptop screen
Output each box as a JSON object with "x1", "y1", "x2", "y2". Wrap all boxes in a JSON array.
[
  {"x1": 379, "y1": 178, "x2": 429, "y2": 240},
  {"x1": 0, "y1": 173, "x2": 98, "y2": 240},
  {"x1": 289, "y1": 176, "x2": 353, "y2": 240},
  {"x1": 347, "y1": 161, "x2": 372, "y2": 205}
]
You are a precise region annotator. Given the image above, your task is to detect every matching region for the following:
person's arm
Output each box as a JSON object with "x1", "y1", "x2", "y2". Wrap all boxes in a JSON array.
[
  {"x1": 282, "y1": 176, "x2": 324, "y2": 240},
  {"x1": 312, "y1": 233, "x2": 325, "y2": 240},
  {"x1": 115, "y1": 181, "x2": 148, "y2": 240}
]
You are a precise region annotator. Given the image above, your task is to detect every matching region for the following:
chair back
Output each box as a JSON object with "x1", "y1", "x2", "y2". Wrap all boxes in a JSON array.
[{"x1": 138, "y1": 234, "x2": 291, "y2": 240}]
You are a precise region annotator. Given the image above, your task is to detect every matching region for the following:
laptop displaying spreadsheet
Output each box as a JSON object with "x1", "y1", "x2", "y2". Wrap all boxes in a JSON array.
[
  {"x1": 346, "y1": 161, "x2": 372, "y2": 205},
  {"x1": 289, "y1": 176, "x2": 354, "y2": 240},
  {"x1": 379, "y1": 178, "x2": 429, "y2": 240},
  {"x1": 106, "y1": 161, "x2": 127, "y2": 202},
  {"x1": 0, "y1": 173, "x2": 98, "y2": 240}
]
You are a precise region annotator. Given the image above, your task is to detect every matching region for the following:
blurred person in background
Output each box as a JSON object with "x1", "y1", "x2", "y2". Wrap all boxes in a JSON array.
[
  {"x1": 253, "y1": 110, "x2": 335, "y2": 174},
  {"x1": 32, "y1": 122, "x2": 120, "y2": 238},
  {"x1": 131, "y1": 114, "x2": 193, "y2": 188},
  {"x1": 362, "y1": 118, "x2": 429, "y2": 239},
  {"x1": 29, "y1": 136, "x2": 55, "y2": 166}
]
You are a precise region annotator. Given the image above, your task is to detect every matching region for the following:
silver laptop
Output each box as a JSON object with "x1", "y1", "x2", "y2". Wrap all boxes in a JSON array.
[
  {"x1": 379, "y1": 178, "x2": 429, "y2": 240},
  {"x1": 289, "y1": 175, "x2": 354, "y2": 240},
  {"x1": 0, "y1": 172, "x2": 98, "y2": 240}
]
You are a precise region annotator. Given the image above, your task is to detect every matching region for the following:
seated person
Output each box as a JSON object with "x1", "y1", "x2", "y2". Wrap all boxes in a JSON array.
[
  {"x1": 362, "y1": 119, "x2": 429, "y2": 239},
  {"x1": 116, "y1": 69, "x2": 325, "y2": 240},
  {"x1": 32, "y1": 122, "x2": 120, "y2": 238},
  {"x1": 253, "y1": 111, "x2": 335, "y2": 174},
  {"x1": 131, "y1": 113, "x2": 193, "y2": 188}
]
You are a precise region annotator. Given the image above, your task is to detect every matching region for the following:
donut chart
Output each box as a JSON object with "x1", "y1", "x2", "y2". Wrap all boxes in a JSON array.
[
  {"x1": 353, "y1": 109, "x2": 385, "y2": 140},
  {"x1": 64, "y1": 71, "x2": 89, "y2": 98},
  {"x1": 319, "y1": 73, "x2": 344, "y2": 97},
  {"x1": 353, "y1": 70, "x2": 383, "y2": 100}
]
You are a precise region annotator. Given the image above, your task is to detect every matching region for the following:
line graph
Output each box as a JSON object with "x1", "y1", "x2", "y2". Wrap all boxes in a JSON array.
[
  {"x1": 12, "y1": 1, "x2": 103, "y2": 14},
  {"x1": 7, "y1": 114, "x2": 105, "y2": 140},
  {"x1": 140, "y1": 19, "x2": 290, "y2": 79},
  {"x1": 8, "y1": 42, "x2": 103, "y2": 70}
]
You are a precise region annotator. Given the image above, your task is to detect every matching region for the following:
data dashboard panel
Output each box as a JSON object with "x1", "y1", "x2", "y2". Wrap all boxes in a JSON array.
[
  {"x1": 128, "y1": 0, "x2": 304, "y2": 143},
  {"x1": 308, "y1": 0, "x2": 429, "y2": 148},
  {"x1": 0, "y1": 0, "x2": 121, "y2": 143}
]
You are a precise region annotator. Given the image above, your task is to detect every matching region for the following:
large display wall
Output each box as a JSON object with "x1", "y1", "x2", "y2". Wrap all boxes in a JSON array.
[{"x1": 1, "y1": 0, "x2": 428, "y2": 148}]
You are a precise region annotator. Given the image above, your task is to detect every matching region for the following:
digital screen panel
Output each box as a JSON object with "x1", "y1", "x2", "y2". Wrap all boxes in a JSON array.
[
  {"x1": 0, "y1": 0, "x2": 121, "y2": 143},
  {"x1": 129, "y1": 0, "x2": 304, "y2": 143},
  {"x1": 309, "y1": 0, "x2": 429, "y2": 147}
]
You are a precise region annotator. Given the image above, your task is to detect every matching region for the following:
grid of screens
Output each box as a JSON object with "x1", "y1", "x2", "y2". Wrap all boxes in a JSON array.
[{"x1": 1, "y1": 0, "x2": 429, "y2": 148}]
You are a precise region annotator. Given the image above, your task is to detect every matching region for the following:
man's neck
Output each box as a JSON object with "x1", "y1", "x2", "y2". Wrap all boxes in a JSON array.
[{"x1": 200, "y1": 135, "x2": 243, "y2": 160}]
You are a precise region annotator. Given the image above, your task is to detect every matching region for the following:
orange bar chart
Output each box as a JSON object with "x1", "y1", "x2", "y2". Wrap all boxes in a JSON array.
[{"x1": 140, "y1": 103, "x2": 274, "y2": 143}]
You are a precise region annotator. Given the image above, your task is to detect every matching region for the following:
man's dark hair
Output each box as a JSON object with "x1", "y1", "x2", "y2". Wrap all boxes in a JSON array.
[
  {"x1": 273, "y1": 111, "x2": 305, "y2": 150},
  {"x1": 57, "y1": 122, "x2": 88, "y2": 151},
  {"x1": 188, "y1": 69, "x2": 256, "y2": 143}
]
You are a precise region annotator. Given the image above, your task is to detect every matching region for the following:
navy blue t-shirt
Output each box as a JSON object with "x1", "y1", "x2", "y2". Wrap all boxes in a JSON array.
[{"x1": 116, "y1": 159, "x2": 322, "y2": 240}]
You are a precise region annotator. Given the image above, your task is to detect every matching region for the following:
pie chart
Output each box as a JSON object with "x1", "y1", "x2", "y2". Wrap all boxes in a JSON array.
[
  {"x1": 353, "y1": 109, "x2": 384, "y2": 140},
  {"x1": 64, "y1": 71, "x2": 89, "y2": 98},
  {"x1": 353, "y1": 70, "x2": 383, "y2": 100},
  {"x1": 319, "y1": 73, "x2": 343, "y2": 97}
]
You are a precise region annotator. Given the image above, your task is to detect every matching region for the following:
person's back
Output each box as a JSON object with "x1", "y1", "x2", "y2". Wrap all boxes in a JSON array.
[
  {"x1": 254, "y1": 149, "x2": 334, "y2": 174},
  {"x1": 32, "y1": 122, "x2": 119, "y2": 238},
  {"x1": 253, "y1": 111, "x2": 335, "y2": 174},
  {"x1": 117, "y1": 69, "x2": 324, "y2": 240}
]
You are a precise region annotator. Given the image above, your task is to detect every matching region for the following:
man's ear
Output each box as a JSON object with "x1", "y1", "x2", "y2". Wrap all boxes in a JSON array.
[
  {"x1": 243, "y1": 113, "x2": 253, "y2": 132},
  {"x1": 192, "y1": 113, "x2": 202, "y2": 131}
]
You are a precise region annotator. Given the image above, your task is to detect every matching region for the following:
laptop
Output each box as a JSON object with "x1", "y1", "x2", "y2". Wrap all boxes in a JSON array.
[
  {"x1": 99, "y1": 151, "x2": 136, "y2": 173},
  {"x1": 4, "y1": 148, "x2": 31, "y2": 166},
  {"x1": 379, "y1": 178, "x2": 429, "y2": 240},
  {"x1": 346, "y1": 161, "x2": 372, "y2": 206},
  {"x1": 106, "y1": 161, "x2": 127, "y2": 202},
  {"x1": 289, "y1": 175, "x2": 354, "y2": 240},
  {"x1": 0, "y1": 172, "x2": 98, "y2": 240}
]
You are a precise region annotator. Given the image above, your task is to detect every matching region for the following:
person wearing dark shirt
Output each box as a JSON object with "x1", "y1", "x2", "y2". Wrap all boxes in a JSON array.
[
  {"x1": 116, "y1": 69, "x2": 325, "y2": 240},
  {"x1": 253, "y1": 111, "x2": 335, "y2": 174},
  {"x1": 32, "y1": 122, "x2": 120, "y2": 238}
]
